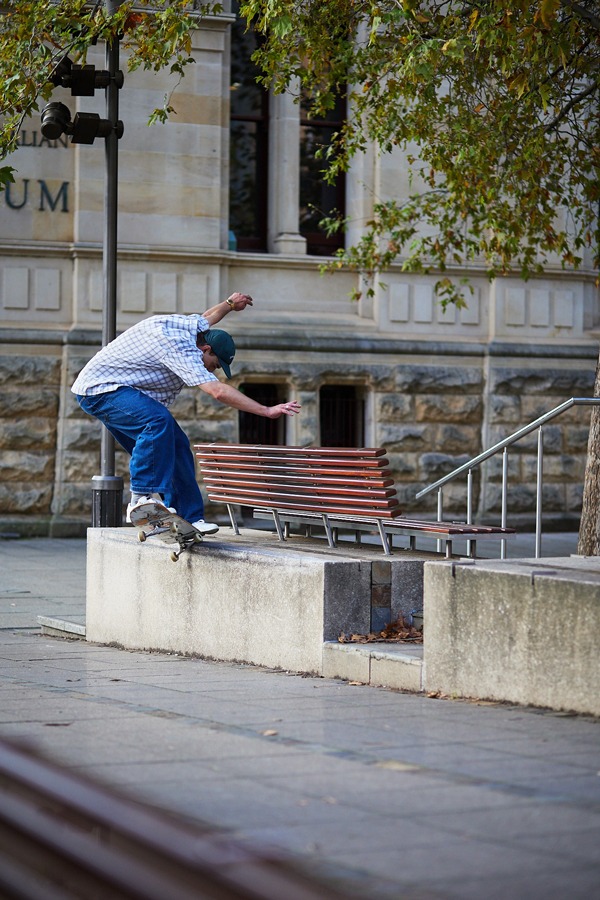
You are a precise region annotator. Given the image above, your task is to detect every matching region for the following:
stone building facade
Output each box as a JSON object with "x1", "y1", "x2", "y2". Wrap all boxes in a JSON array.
[{"x1": 0, "y1": 7, "x2": 597, "y2": 536}]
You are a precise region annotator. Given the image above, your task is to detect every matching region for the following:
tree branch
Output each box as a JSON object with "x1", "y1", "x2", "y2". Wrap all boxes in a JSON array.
[
  {"x1": 560, "y1": 0, "x2": 600, "y2": 33},
  {"x1": 544, "y1": 79, "x2": 598, "y2": 132}
]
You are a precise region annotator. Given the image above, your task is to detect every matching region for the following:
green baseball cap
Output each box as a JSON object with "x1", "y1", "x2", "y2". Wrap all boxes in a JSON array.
[{"x1": 203, "y1": 328, "x2": 236, "y2": 378}]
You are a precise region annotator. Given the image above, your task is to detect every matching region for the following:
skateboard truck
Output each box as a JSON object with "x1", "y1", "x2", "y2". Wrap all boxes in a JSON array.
[{"x1": 130, "y1": 501, "x2": 203, "y2": 562}]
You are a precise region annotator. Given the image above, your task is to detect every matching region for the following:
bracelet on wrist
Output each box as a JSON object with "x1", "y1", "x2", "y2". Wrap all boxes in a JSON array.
[{"x1": 225, "y1": 297, "x2": 235, "y2": 309}]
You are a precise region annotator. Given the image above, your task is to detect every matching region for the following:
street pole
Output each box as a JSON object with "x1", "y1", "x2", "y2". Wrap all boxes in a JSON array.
[{"x1": 91, "y1": 1, "x2": 124, "y2": 526}]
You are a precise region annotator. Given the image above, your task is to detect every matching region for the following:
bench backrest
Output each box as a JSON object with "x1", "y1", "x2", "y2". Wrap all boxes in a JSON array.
[{"x1": 194, "y1": 443, "x2": 403, "y2": 519}]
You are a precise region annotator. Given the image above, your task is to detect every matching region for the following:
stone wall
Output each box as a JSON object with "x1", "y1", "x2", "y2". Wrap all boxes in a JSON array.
[
  {"x1": 0, "y1": 328, "x2": 595, "y2": 536},
  {"x1": 0, "y1": 344, "x2": 62, "y2": 533}
]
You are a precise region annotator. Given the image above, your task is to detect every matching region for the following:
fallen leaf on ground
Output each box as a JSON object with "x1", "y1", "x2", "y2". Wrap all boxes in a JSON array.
[
  {"x1": 338, "y1": 615, "x2": 423, "y2": 645},
  {"x1": 375, "y1": 760, "x2": 421, "y2": 772}
]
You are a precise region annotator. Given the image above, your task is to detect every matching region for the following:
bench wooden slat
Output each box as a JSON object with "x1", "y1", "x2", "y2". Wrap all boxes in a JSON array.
[
  {"x1": 202, "y1": 479, "x2": 398, "y2": 501},
  {"x1": 196, "y1": 454, "x2": 390, "y2": 470},
  {"x1": 202, "y1": 472, "x2": 396, "y2": 488},
  {"x1": 196, "y1": 443, "x2": 387, "y2": 458},
  {"x1": 207, "y1": 492, "x2": 402, "y2": 518},
  {"x1": 252, "y1": 509, "x2": 515, "y2": 537},
  {"x1": 198, "y1": 462, "x2": 392, "y2": 479},
  {"x1": 385, "y1": 518, "x2": 514, "y2": 535}
]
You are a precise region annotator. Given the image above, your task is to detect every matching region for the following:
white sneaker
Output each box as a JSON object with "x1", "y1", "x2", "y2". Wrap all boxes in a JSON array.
[
  {"x1": 191, "y1": 519, "x2": 219, "y2": 535},
  {"x1": 126, "y1": 496, "x2": 175, "y2": 524}
]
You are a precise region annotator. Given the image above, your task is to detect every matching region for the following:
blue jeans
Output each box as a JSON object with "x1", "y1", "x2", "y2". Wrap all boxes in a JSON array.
[{"x1": 76, "y1": 387, "x2": 205, "y2": 522}]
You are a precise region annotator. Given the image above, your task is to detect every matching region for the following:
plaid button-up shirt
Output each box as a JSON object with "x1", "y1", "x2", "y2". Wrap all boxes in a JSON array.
[{"x1": 72, "y1": 314, "x2": 218, "y2": 407}]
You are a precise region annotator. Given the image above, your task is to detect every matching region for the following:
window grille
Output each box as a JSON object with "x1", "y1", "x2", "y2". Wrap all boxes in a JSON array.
[
  {"x1": 239, "y1": 383, "x2": 286, "y2": 444},
  {"x1": 319, "y1": 385, "x2": 364, "y2": 447}
]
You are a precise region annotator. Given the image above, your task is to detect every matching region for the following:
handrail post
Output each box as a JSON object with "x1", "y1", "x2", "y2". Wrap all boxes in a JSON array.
[
  {"x1": 466, "y1": 468, "x2": 473, "y2": 557},
  {"x1": 535, "y1": 427, "x2": 543, "y2": 558},
  {"x1": 501, "y1": 447, "x2": 508, "y2": 559},
  {"x1": 437, "y1": 488, "x2": 443, "y2": 553}
]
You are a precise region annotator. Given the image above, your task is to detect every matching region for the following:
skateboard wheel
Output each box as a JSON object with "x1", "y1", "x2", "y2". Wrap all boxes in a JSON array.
[
  {"x1": 170, "y1": 551, "x2": 179, "y2": 562},
  {"x1": 138, "y1": 530, "x2": 146, "y2": 543},
  {"x1": 193, "y1": 533, "x2": 202, "y2": 544}
]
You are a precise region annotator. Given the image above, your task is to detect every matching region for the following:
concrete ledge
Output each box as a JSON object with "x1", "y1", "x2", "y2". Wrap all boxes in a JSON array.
[
  {"x1": 322, "y1": 642, "x2": 423, "y2": 691},
  {"x1": 85, "y1": 528, "x2": 432, "y2": 676},
  {"x1": 37, "y1": 616, "x2": 86, "y2": 639},
  {"x1": 423, "y1": 556, "x2": 600, "y2": 716}
]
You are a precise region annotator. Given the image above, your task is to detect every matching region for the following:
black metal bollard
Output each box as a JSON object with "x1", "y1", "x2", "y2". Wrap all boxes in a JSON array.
[{"x1": 91, "y1": 474, "x2": 123, "y2": 527}]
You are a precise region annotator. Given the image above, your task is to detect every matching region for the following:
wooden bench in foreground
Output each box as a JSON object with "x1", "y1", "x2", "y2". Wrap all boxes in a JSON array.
[{"x1": 194, "y1": 443, "x2": 516, "y2": 557}]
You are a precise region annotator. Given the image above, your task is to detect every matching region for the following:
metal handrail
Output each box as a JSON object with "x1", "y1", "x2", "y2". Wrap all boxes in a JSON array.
[{"x1": 415, "y1": 397, "x2": 600, "y2": 558}]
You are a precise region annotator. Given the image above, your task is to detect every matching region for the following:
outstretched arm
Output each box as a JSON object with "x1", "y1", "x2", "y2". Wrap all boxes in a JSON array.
[
  {"x1": 203, "y1": 292, "x2": 253, "y2": 326},
  {"x1": 199, "y1": 380, "x2": 301, "y2": 419}
]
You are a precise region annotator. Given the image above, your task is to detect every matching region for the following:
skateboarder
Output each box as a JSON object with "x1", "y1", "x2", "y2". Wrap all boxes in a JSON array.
[{"x1": 72, "y1": 292, "x2": 301, "y2": 534}]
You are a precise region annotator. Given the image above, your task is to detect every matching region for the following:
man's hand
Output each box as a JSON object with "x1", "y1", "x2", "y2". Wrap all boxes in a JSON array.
[
  {"x1": 266, "y1": 401, "x2": 302, "y2": 419},
  {"x1": 203, "y1": 292, "x2": 254, "y2": 326},
  {"x1": 226, "y1": 292, "x2": 253, "y2": 311}
]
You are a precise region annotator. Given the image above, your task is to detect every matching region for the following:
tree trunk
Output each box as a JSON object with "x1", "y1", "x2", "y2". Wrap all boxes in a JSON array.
[{"x1": 577, "y1": 355, "x2": 600, "y2": 556}]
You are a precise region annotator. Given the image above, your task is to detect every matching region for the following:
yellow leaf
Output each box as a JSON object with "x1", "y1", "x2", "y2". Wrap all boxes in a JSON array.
[
  {"x1": 508, "y1": 72, "x2": 528, "y2": 98},
  {"x1": 537, "y1": 0, "x2": 560, "y2": 28}
]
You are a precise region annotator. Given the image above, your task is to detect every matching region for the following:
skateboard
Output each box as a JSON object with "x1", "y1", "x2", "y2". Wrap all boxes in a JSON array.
[{"x1": 128, "y1": 500, "x2": 202, "y2": 562}]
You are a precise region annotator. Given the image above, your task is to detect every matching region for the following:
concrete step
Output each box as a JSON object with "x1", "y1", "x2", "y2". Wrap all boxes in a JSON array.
[
  {"x1": 322, "y1": 641, "x2": 423, "y2": 692},
  {"x1": 37, "y1": 615, "x2": 86, "y2": 639}
]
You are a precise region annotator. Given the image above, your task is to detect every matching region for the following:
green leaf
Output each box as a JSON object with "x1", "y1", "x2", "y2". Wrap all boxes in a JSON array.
[{"x1": 0, "y1": 166, "x2": 15, "y2": 190}]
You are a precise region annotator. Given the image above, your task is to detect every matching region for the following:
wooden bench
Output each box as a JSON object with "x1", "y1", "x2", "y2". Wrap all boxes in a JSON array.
[
  {"x1": 194, "y1": 442, "x2": 516, "y2": 558},
  {"x1": 0, "y1": 738, "x2": 338, "y2": 899}
]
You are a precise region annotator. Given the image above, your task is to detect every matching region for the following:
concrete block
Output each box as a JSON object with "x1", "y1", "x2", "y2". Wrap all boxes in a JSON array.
[
  {"x1": 423, "y1": 557, "x2": 600, "y2": 716},
  {"x1": 86, "y1": 528, "x2": 372, "y2": 675},
  {"x1": 321, "y1": 643, "x2": 371, "y2": 683},
  {"x1": 370, "y1": 649, "x2": 423, "y2": 692}
]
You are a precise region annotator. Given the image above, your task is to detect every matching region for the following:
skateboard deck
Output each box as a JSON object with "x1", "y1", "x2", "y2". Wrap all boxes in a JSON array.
[{"x1": 128, "y1": 500, "x2": 202, "y2": 562}]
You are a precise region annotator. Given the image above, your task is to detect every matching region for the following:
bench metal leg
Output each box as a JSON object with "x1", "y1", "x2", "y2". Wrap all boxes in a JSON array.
[
  {"x1": 322, "y1": 514, "x2": 336, "y2": 548},
  {"x1": 227, "y1": 504, "x2": 239, "y2": 535},
  {"x1": 445, "y1": 539, "x2": 453, "y2": 559},
  {"x1": 272, "y1": 510, "x2": 285, "y2": 541},
  {"x1": 377, "y1": 520, "x2": 392, "y2": 556}
]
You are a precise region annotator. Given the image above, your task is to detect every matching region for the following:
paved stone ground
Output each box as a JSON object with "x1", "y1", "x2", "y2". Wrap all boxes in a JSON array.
[{"x1": 1, "y1": 536, "x2": 599, "y2": 899}]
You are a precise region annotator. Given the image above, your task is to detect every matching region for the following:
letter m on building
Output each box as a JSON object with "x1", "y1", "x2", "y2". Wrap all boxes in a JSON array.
[{"x1": 38, "y1": 180, "x2": 69, "y2": 212}]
